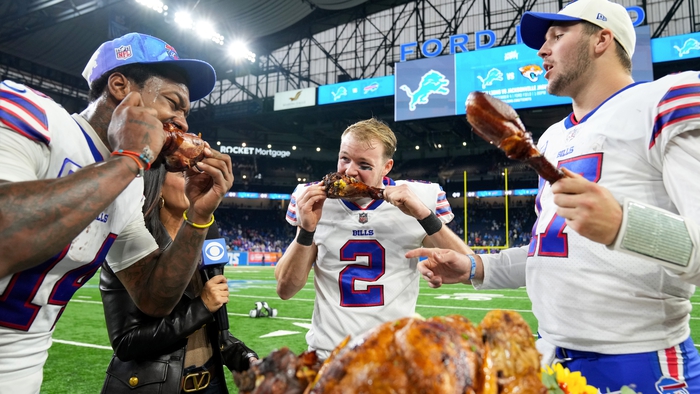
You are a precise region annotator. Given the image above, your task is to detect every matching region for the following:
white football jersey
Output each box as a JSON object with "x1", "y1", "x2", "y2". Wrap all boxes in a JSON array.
[
  {"x1": 0, "y1": 80, "x2": 152, "y2": 386},
  {"x1": 286, "y1": 178, "x2": 453, "y2": 359},
  {"x1": 525, "y1": 71, "x2": 700, "y2": 354}
]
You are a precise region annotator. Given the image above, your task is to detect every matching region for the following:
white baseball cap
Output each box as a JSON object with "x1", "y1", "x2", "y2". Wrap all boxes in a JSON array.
[{"x1": 520, "y1": 0, "x2": 636, "y2": 58}]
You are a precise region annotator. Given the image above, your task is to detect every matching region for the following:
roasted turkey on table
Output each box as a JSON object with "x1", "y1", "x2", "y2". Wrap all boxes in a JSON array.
[{"x1": 235, "y1": 310, "x2": 546, "y2": 394}]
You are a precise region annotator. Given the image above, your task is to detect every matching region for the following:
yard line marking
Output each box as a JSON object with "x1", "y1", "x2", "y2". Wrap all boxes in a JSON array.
[
  {"x1": 52, "y1": 339, "x2": 112, "y2": 350},
  {"x1": 228, "y1": 312, "x2": 311, "y2": 322},
  {"x1": 69, "y1": 299, "x2": 104, "y2": 305},
  {"x1": 416, "y1": 304, "x2": 533, "y2": 313},
  {"x1": 294, "y1": 322, "x2": 313, "y2": 330},
  {"x1": 231, "y1": 294, "x2": 315, "y2": 302},
  {"x1": 260, "y1": 330, "x2": 302, "y2": 338}
]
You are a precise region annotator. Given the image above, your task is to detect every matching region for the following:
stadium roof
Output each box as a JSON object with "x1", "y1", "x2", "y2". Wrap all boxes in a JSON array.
[
  {"x1": 2, "y1": 0, "x2": 495, "y2": 161},
  {"x1": 0, "y1": 0, "x2": 414, "y2": 86}
]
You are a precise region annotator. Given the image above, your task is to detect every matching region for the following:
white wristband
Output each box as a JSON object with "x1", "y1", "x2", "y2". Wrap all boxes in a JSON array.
[{"x1": 609, "y1": 198, "x2": 695, "y2": 271}]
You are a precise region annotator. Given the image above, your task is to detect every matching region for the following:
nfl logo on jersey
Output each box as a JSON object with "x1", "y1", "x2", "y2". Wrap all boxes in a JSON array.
[
  {"x1": 358, "y1": 212, "x2": 368, "y2": 224},
  {"x1": 115, "y1": 45, "x2": 133, "y2": 60}
]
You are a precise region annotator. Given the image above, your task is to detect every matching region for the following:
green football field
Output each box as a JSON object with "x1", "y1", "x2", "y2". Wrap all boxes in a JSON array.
[{"x1": 42, "y1": 266, "x2": 700, "y2": 393}]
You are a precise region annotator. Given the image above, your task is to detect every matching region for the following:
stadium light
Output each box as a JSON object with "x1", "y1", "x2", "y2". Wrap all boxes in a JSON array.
[
  {"x1": 136, "y1": 0, "x2": 167, "y2": 13},
  {"x1": 195, "y1": 20, "x2": 224, "y2": 45},
  {"x1": 292, "y1": 146, "x2": 297, "y2": 150},
  {"x1": 228, "y1": 41, "x2": 256, "y2": 63},
  {"x1": 415, "y1": 145, "x2": 420, "y2": 150},
  {"x1": 216, "y1": 141, "x2": 221, "y2": 145},
  {"x1": 463, "y1": 142, "x2": 467, "y2": 146},
  {"x1": 267, "y1": 144, "x2": 272, "y2": 148},
  {"x1": 241, "y1": 142, "x2": 247, "y2": 147},
  {"x1": 173, "y1": 11, "x2": 193, "y2": 28},
  {"x1": 316, "y1": 147, "x2": 321, "y2": 152}
]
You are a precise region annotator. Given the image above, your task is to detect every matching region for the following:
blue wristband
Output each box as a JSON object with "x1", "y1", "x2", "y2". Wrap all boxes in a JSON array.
[{"x1": 467, "y1": 254, "x2": 477, "y2": 281}]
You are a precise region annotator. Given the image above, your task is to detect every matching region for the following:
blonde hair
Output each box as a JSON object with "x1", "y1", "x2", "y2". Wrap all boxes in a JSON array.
[{"x1": 341, "y1": 118, "x2": 397, "y2": 161}]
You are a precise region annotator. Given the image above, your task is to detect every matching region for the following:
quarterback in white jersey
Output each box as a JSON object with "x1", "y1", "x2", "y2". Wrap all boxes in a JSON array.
[
  {"x1": 0, "y1": 33, "x2": 232, "y2": 393},
  {"x1": 275, "y1": 118, "x2": 469, "y2": 360},
  {"x1": 408, "y1": 0, "x2": 700, "y2": 390},
  {"x1": 523, "y1": 71, "x2": 700, "y2": 356}
]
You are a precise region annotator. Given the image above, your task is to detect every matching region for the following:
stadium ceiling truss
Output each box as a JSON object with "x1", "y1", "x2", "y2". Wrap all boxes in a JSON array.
[
  {"x1": 0, "y1": 0, "x2": 698, "y2": 112},
  {"x1": 200, "y1": 0, "x2": 699, "y2": 111}
]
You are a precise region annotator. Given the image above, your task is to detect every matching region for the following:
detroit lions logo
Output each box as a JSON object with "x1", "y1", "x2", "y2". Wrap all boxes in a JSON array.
[
  {"x1": 399, "y1": 70, "x2": 450, "y2": 111},
  {"x1": 674, "y1": 38, "x2": 700, "y2": 58},
  {"x1": 656, "y1": 377, "x2": 689, "y2": 394},
  {"x1": 476, "y1": 68, "x2": 504, "y2": 89},
  {"x1": 519, "y1": 64, "x2": 544, "y2": 82},
  {"x1": 331, "y1": 86, "x2": 347, "y2": 101}
]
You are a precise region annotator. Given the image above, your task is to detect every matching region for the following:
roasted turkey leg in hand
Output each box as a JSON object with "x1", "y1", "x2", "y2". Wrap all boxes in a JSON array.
[
  {"x1": 160, "y1": 122, "x2": 206, "y2": 172},
  {"x1": 322, "y1": 172, "x2": 384, "y2": 200},
  {"x1": 466, "y1": 91, "x2": 564, "y2": 184}
]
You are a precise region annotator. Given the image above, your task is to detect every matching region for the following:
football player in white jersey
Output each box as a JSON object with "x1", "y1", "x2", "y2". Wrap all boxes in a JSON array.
[
  {"x1": 275, "y1": 118, "x2": 469, "y2": 360},
  {"x1": 408, "y1": 0, "x2": 700, "y2": 391},
  {"x1": 0, "y1": 33, "x2": 233, "y2": 393}
]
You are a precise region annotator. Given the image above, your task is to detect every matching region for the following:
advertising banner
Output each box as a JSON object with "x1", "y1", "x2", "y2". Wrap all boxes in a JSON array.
[
  {"x1": 395, "y1": 55, "x2": 455, "y2": 121},
  {"x1": 273, "y1": 87, "x2": 316, "y2": 111},
  {"x1": 651, "y1": 31, "x2": 700, "y2": 63},
  {"x1": 319, "y1": 75, "x2": 394, "y2": 105}
]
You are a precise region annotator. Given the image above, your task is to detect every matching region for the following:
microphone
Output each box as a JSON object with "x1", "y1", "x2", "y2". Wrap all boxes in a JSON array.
[{"x1": 201, "y1": 233, "x2": 230, "y2": 331}]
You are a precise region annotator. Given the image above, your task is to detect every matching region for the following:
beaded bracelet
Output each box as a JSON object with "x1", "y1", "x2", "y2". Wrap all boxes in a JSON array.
[
  {"x1": 113, "y1": 149, "x2": 152, "y2": 170},
  {"x1": 111, "y1": 151, "x2": 145, "y2": 178},
  {"x1": 467, "y1": 254, "x2": 477, "y2": 281},
  {"x1": 183, "y1": 209, "x2": 215, "y2": 229}
]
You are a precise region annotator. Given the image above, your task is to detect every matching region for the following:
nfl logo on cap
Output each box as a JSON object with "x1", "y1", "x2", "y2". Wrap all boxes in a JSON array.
[{"x1": 115, "y1": 45, "x2": 133, "y2": 60}]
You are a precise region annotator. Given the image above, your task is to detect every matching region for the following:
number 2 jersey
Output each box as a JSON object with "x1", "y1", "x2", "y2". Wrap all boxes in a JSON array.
[
  {"x1": 286, "y1": 178, "x2": 453, "y2": 359},
  {"x1": 0, "y1": 80, "x2": 158, "y2": 383},
  {"x1": 480, "y1": 71, "x2": 700, "y2": 355}
]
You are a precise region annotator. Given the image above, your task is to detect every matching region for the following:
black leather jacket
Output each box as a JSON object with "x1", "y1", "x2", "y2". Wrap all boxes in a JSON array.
[{"x1": 99, "y1": 259, "x2": 257, "y2": 393}]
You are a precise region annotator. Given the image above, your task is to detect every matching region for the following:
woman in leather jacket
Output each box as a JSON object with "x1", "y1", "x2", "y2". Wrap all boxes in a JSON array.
[{"x1": 100, "y1": 166, "x2": 257, "y2": 393}]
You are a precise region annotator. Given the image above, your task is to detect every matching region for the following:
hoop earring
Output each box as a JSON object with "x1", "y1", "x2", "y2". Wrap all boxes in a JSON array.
[{"x1": 159, "y1": 196, "x2": 165, "y2": 209}]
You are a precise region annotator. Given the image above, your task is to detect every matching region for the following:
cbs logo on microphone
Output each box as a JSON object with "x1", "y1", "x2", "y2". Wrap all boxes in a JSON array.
[{"x1": 202, "y1": 239, "x2": 229, "y2": 264}]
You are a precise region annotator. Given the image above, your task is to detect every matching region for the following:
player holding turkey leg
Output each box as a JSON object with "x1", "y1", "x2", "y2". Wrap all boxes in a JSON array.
[
  {"x1": 408, "y1": 0, "x2": 700, "y2": 391},
  {"x1": 275, "y1": 118, "x2": 469, "y2": 360},
  {"x1": 0, "y1": 33, "x2": 232, "y2": 393}
]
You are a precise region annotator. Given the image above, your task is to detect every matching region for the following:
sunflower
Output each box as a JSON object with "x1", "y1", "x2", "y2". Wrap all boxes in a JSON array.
[{"x1": 541, "y1": 364, "x2": 598, "y2": 394}]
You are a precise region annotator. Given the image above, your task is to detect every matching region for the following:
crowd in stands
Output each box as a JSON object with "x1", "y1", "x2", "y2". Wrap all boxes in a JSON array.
[
  {"x1": 214, "y1": 197, "x2": 537, "y2": 256},
  {"x1": 216, "y1": 207, "x2": 295, "y2": 253}
]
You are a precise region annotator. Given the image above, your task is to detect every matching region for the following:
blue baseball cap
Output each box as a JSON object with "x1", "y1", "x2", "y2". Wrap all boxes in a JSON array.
[
  {"x1": 82, "y1": 32, "x2": 216, "y2": 101},
  {"x1": 520, "y1": 0, "x2": 635, "y2": 58}
]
